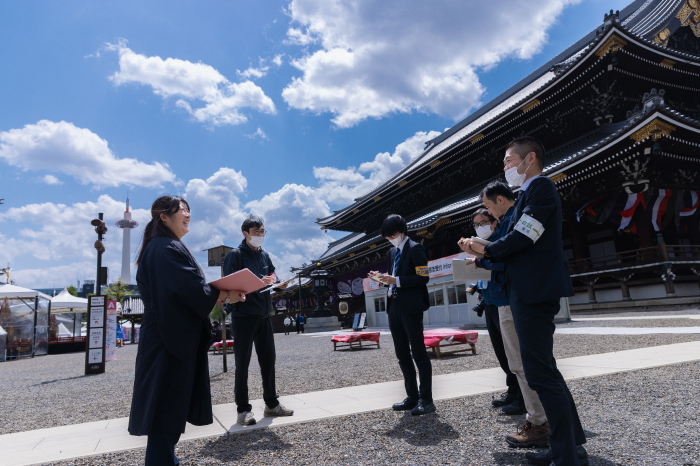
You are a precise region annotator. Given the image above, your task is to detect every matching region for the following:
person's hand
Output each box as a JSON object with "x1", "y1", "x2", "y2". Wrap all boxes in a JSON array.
[
  {"x1": 228, "y1": 291, "x2": 246, "y2": 303},
  {"x1": 262, "y1": 275, "x2": 275, "y2": 286},
  {"x1": 457, "y1": 237, "x2": 469, "y2": 253},
  {"x1": 464, "y1": 239, "x2": 486, "y2": 258},
  {"x1": 465, "y1": 258, "x2": 476, "y2": 266},
  {"x1": 277, "y1": 282, "x2": 289, "y2": 290},
  {"x1": 382, "y1": 275, "x2": 397, "y2": 285}
]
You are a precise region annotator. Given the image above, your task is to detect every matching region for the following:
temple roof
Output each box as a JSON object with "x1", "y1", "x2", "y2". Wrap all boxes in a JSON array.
[{"x1": 318, "y1": 0, "x2": 700, "y2": 230}]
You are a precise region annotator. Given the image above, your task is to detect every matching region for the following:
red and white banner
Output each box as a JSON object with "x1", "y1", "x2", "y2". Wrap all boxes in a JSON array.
[
  {"x1": 680, "y1": 191, "x2": 700, "y2": 217},
  {"x1": 650, "y1": 188, "x2": 673, "y2": 232},
  {"x1": 618, "y1": 192, "x2": 645, "y2": 230}
]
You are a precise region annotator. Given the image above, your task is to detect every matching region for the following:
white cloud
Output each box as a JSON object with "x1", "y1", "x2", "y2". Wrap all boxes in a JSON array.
[
  {"x1": 313, "y1": 130, "x2": 440, "y2": 204},
  {"x1": 43, "y1": 175, "x2": 63, "y2": 185},
  {"x1": 0, "y1": 120, "x2": 176, "y2": 188},
  {"x1": 282, "y1": 0, "x2": 579, "y2": 127},
  {"x1": 238, "y1": 57, "x2": 270, "y2": 80},
  {"x1": 245, "y1": 127, "x2": 269, "y2": 140},
  {"x1": 107, "y1": 40, "x2": 276, "y2": 127},
  {"x1": 272, "y1": 54, "x2": 285, "y2": 67}
]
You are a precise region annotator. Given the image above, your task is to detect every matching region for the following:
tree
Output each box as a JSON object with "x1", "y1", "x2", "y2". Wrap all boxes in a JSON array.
[
  {"x1": 210, "y1": 304, "x2": 224, "y2": 322},
  {"x1": 66, "y1": 285, "x2": 78, "y2": 297},
  {"x1": 103, "y1": 278, "x2": 133, "y2": 305}
]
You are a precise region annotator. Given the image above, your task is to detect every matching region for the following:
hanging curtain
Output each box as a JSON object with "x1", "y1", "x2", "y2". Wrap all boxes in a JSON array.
[
  {"x1": 618, "y1": 192, "x2": 645, "y2": 231},
  {"x1": 679, "y1": 191, "x2": 700, "y2": 217},
  {"x1": 648, "y1": 188, "x2": 676, "y2": 232}
]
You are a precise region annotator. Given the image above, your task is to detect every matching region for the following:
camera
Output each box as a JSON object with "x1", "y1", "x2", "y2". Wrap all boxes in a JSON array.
[{"x1": 471, "y1": 299, "x2": 486, "y2": 318}]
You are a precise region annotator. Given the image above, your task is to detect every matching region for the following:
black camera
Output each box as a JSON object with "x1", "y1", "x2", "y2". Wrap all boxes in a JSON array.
[{"x1": 471, "y1": 299, "x2": 486, "y2": 318}]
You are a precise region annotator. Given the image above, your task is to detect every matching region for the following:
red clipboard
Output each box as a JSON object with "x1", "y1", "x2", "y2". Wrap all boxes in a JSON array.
[{"x1": 209, "y1": 269, "x2": 267, "y2": 294}]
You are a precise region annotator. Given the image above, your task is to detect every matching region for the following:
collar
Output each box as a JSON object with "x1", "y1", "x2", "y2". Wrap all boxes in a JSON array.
[
  {"x1": 240, "y1": 239, "x2": 263, "y2": 254},
  {"x1": 519, "y1": 174, "x2": 541, "y2": 193},
  {"x1": 499, "y1": 205, "x2": 515, "y2": 221},
  {"x1": 396, "y1": 235, "x2": 409, "y2": 252}
]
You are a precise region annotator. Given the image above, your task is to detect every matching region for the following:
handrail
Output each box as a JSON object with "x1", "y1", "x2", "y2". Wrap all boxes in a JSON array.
[{"x1": 568, "y1": 244, "x2": 700, "y2": 275}]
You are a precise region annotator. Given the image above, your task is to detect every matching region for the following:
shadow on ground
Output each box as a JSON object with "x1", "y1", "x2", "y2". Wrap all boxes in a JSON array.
[
  {"x1": 385, "y1": 413, "x2": 460, "y2": 446},
  {"x1": 197, "y1": 429, "x2": 291, "y2": 462}
]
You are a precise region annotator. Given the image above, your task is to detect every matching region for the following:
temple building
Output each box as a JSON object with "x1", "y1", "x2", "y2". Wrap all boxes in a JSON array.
[{"x1": 307, "y1": 0, "x2": 700, "y2": 326}]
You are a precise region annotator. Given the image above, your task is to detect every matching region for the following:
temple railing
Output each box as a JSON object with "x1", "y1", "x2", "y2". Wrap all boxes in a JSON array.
[{"x1": 568, "y1": 244, "x2": 700, "y2": 278}]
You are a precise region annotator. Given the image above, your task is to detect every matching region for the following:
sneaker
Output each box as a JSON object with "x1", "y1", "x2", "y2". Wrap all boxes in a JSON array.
[
  {"x1": 237, "y1": 411, "x2": 256, "y2": 425},
  {"x1": 492, "y1": 391, "x2": 518, "y2": 407},
  {"x1": 264, "y1": 404, "x2": 294, "y2": 417},
  {"x1": 505, "y1": 421, "x2": 550, "y2": 448}
]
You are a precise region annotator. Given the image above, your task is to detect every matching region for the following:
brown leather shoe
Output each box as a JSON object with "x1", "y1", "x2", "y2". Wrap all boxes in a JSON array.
[{"x1": 505, "y1": 421, "x2": 550, "y2": 448}]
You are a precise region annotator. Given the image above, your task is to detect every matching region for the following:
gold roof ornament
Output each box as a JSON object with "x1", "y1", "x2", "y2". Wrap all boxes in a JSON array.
[
  {"x1": 469, "y1": 133, "x2": 485, "y2": 144},
  {"x1": 660, "y1": 58, "x2": 676, "y2": 68},
  {"x1": 677, "y1": 0, "x2": 700, "y2": 37},
  {"x1": 596, "y1": 34, "x2": 628, "y2": 56},
  {"x1": 630, "y1": 118, "x2": 676, "y2": 142},
  {"x1": 549, "y1": 173, "x2": 568, "y2": 183},
  {"x1": 521, "y1": 99, "x2": 540, "y2": 113}
]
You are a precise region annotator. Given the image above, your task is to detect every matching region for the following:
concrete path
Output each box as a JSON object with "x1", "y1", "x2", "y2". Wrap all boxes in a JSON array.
[{"x1": 2, "y1": 341, "x2": 700, "y2": 466}]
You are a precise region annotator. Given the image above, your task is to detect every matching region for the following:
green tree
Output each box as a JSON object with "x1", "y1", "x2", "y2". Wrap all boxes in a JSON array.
[
  {"x1": 66, "y1": 285, "x2": 78, "y2": 297},
  {"x1": 210, "y1": 304, "x2": 224, "y2": 322},
  {"x1": 103, "y1": 278, "x2": 133, "y2": 305}
]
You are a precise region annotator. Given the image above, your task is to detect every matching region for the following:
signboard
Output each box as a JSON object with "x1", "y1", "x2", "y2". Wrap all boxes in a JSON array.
[
  {"x1": 105, "y1": 300, "x2": 118, "y2": 361},
  {"x1": 358, "y1": 312, "x2": 366, "y2": 329},
  {"x1": 427, "y1": 252, "x2": 472, "y2": 278},
  {"x1": 85, "y1": 295, "x2": 106, "y2": 375},
  {"x1": 352, "y1": 313, "x2": 361, "y2": 329},
  {"x1": 362, "y1": 277, "x2": 385, "y2": 292}
]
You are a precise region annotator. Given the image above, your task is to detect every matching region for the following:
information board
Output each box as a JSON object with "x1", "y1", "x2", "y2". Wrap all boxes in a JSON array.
[
  {"x1": 85, "y1": 295, "x2": 106, "y2": 375},
  {"x1": 105, "y1": 300, "x2": 118, "y2": 361}
]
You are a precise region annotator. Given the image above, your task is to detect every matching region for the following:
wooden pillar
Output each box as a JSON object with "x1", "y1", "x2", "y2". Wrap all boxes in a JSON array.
[
  {"x1": 587, "y1": 283, "x2": 597, "y2": 303},
  {"x1": 620, "y1": 280, "x2": 631, "y2": 300},
  {"x1": 657, "y1": 233, "x2": 676, "y2": 297},
  {"x1": 570, "y1": 221, "x2": 589, "y2": 272}
]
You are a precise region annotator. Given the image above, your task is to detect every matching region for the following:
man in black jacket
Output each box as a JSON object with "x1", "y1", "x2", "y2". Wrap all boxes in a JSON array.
[
  {"x1": 465, "y1": 137, "x2": 587, "y2": 466},
  {"x1": 370, "y1": 214, "x2": 434, "y2": 415},
  {"x1": 224, "y1": 214, "x2": 293, "y2": 426}
]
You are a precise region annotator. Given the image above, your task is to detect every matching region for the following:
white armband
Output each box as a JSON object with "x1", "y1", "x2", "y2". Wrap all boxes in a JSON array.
[{"x1": 514, "y1": 213, "x2": 545, "y2": 242}]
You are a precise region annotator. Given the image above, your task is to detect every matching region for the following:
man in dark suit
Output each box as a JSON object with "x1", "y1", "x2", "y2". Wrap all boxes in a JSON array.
[
  {"x1": 465, "y1": 137, "x2": 587, "y2": 466},
  {"x1": 369, "y1": 214, "x2": 434, "y2": 415}
]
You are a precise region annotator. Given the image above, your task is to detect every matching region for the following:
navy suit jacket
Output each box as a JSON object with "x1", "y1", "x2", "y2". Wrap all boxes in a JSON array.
[
  {"x1": 484, "y1": 176, "x2": 574, "y2": 304},
  {"x1": 388, "y1": 239, "x2": 430, "y2": 314}
]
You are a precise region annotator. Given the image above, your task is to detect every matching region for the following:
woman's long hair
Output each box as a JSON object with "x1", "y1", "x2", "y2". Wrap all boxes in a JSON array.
[{"x1": 136, "y1": 195, "x2": 190, "y2": 266}]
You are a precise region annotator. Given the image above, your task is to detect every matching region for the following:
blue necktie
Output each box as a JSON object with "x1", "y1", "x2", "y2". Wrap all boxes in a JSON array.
[{"x1": 390, "y1": 247, "x2": 401, "y2": 296}]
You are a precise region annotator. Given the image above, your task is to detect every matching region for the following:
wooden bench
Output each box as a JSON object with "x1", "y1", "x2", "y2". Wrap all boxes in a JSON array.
[
  {"x1": 423, "y1": 329, "x2": 478, "y2": 358},
  {"x1": 331, "y1": 331, "x2": 381, "y2": 351},
  {"x1": 211, "y1": 339, "x2": 234, "y2": 354}
]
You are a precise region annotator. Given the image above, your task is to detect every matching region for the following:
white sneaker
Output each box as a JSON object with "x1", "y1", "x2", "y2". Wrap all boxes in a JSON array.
[
  {"x1": 237, "y1": 411, "x2": 256, "y2": 425},
  {"x1": 264, "y1": 404, "x2": 294, "y2": 417}
]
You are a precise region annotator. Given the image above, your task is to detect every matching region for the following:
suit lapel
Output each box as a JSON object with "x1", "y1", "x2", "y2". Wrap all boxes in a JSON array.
[{"x1": 509, "y1": 192, "x2": 526, "y2": 232}]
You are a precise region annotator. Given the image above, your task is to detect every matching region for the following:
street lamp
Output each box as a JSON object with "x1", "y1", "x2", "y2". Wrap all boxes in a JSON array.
[{"x1": 309, "y1": 269, "x2": 332, "y2": 318}]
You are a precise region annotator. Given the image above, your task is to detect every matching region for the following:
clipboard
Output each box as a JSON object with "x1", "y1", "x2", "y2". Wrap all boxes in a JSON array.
[
  {"x1": 470, "y1": 236, "x2": 491, "y2": 246},
  {"x1": 452, "y1": 259, "x2": 491, "y2": 282},
  {"x1": 209, "y1": 269, "x2": 267, "y2": 294}
]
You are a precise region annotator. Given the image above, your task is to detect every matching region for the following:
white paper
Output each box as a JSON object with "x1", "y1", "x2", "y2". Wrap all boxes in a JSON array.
[
  {"x1": 90, "y1": 307, "x2": 104, "y2": 327},
  {"x1": 88, "y1": 348, "x2": 103, "y2": 364},
  {"x1": 89, "y1": 328, "x2": 104, "y2": 349}
]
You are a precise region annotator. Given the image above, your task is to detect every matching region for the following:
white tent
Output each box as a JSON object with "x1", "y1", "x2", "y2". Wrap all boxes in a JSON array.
[
  {"x1": 50, "y1": 288, "x2": 88, "y2": 314},
  {"x1": 0, "y1": 284, "x2": 52, "y2": 300},
  {"x1": 57, "y1": 323, "x2": 73, "y2": 337}
]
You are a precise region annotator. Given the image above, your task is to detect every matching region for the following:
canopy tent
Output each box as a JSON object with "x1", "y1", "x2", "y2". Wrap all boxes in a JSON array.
[
  {"x1": 0, "y1": 284, "x2": 52, "y2": 300},
  {"x1": 49, "y1": 288, "x2": 88, "y2": 314}
]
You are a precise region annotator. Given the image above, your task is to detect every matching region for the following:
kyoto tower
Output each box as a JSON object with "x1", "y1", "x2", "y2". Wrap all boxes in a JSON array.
[{"x1": 115, "y1": 197, "x2": 139, "y2": 284}]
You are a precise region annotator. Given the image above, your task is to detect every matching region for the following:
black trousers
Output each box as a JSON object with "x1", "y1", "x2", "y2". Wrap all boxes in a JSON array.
[
  {"x1": 233, "y1": 316, "x2": 279, "y2": 413},
  {"x1": 388, "y1": 303, "x2": 432, "y2": 402},
  {"x1": 509, "y1": 295, "x2": 586, "y2": 466},
  {"x1": 145, "y1": 431, "x2": 180, "y2": 466},
  {"x1": 484, "y1": 305, "x2": 520, "y2": 397}
]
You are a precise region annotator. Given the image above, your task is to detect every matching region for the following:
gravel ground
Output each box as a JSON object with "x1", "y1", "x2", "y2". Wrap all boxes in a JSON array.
[
  {"x1": 573, "y1": 308, "x2": 700, "y2": 319},
  {"x1": 46, "y1": 360, "x2": 700, "y2": 466},
  {"x1": 2, "y1": 327, "x2": 699, "y2": 436}
]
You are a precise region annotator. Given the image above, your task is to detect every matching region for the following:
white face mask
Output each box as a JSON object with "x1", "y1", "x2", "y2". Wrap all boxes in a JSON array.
[
  {"x1": 388, "y1": 235, "x2": 404, "y2": 247},
  {"x1": 476, "y1": 225, "x2": 493, "y2": 239},
  {"x1": 248, "y1": 235, "x2": 264, "y2": 248},
  {"x1": 505, "y1": 158, "x2": 530, "y2": 187}
]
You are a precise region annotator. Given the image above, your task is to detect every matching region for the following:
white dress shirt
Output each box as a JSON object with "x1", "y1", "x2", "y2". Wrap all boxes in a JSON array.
[{"x1": 392, "y1": 235, "x2": 409, "y2": 288}]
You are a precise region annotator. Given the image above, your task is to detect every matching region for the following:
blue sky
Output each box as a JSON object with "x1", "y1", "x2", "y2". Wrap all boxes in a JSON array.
[{"x1": 0, "y1": 0, "x2": 631, "y2": 288}]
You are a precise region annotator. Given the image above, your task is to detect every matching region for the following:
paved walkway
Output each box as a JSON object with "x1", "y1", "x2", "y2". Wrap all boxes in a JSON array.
[{"x1": 2, "y1": 341, "x2": 700, "y2": 466}]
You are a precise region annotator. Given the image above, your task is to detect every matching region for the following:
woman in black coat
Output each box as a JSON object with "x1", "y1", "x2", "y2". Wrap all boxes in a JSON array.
[{"x1": 128, "y1": 195, "x2": 244, "y2": 466}]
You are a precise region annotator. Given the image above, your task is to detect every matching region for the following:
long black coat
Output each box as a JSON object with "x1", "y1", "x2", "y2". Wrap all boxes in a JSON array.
[{"x1": 128, "y1": 237, "x2": 219, "y2": 436}]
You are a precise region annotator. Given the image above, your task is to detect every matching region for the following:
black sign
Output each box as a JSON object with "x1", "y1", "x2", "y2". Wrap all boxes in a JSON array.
[
  {"x1": 337, "y1": 293, "x2": 353, "y2": 299},
  {"x1": 85, "y1": 295, "x2": 107, "y2": 375}
]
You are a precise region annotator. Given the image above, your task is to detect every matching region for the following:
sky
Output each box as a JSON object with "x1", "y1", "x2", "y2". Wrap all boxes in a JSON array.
[{"x1": 0, "y1": 0, "x2": 633, "y2": 289}]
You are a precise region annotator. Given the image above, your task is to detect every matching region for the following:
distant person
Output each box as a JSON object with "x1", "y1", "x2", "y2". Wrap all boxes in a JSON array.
[
  {"x1": 298, "y1": 313, "x2": 305, "y2": 333},
  {"x1": 464, "y1": 137, "x2": 587, "y2": 466},
  {"x1": 129, "y1": 195, "x2": 245, "y2": 466},
  {"x1": 116, "y1": 322, "x2": 124, "y2": 348},
  {"x1": 283, "y1": 315, "x2": 291, "y2": 335},
  {"x1": 224, "y1": 214, "x2": 293, "y2": 426},
  {"x1": 369, "y1": 214, "x2": 434, "y2": 416}
]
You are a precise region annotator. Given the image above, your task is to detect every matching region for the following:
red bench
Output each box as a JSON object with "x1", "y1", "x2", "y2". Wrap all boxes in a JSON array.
[
  {"x1": 211, "y1": 339, "x2": 234, "y2": 354},
  {"x1": 331, "y1": 331, "x2": 381, "y2": 351},
  {"x1": 423, "y1": 329, "x2": 478, "y2": 358}
]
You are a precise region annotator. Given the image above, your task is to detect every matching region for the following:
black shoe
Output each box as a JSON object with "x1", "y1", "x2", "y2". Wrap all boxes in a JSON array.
[
  {"x1": 501, "y1": 398, "x2": 527, "y2": 415},
  {"x1": 392, "y1": 397, "x2": 418, "y2": 411},
  {"x1": 410, "y1": 399, "x2": 436, "y2": 415},
  {"x1": 525, "y1": 445, "x2": 588, "y2": 466},
  {"x1": 492, "y1": 391, "x2": 518, "y2": 408}
]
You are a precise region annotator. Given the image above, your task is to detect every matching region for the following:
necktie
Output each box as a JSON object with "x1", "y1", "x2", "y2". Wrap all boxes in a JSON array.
[{"x1": 390, "y1": 247, "x2": 401, "y2": 296}]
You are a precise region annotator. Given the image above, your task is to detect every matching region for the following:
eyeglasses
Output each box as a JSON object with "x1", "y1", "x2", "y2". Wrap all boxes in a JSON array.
[
  {"x1": 473, "y1": 220, "x2": 492, "y2": 228},
  {"x1": 249, "y1": 229, "x2": 267, "y2": 235}
]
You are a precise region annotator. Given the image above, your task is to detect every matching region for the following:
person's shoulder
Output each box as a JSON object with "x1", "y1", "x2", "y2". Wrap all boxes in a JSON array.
[{"x1": 408, "y1": 239, "x2": 425, "y2": 252}]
